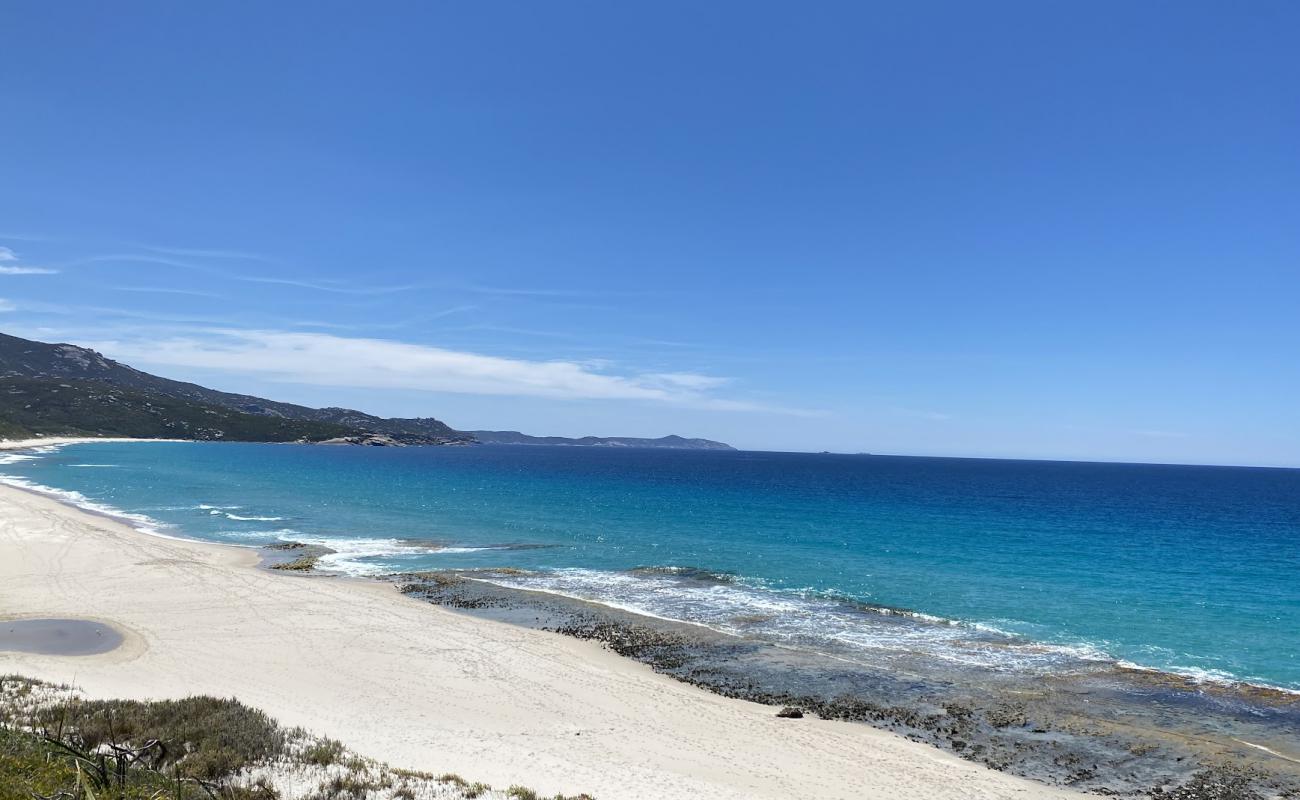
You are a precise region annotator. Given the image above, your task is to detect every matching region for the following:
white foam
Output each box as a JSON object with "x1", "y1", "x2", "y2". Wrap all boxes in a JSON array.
[
  {"x1": 0, "y1": 453, "x2": 41, "y2": 465},
  {"x1": 225, "y1": 513, "x2": 285, "y2": 521},
  {"x1": 481, "y1": 568, "x2": 1118, "y2": 675},
  {"x1": 68, "y1": 464, "x2": 117, "y2": 468},
  {"x1": 0, "y1": 475, "x2": 185, "y2": 543},
  {"x1": 215, "y1": 528, "x2": 302, "y2": 541},
  {"x1": 285, "y1": 535, "x2": 445, "y2": 576}
]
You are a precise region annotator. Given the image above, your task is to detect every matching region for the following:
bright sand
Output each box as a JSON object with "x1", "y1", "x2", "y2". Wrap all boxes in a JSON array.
[
  {"x1": 1, "y1": 437, "x2": 184, "y2": 449},
  {"x1": 0, "y1": 481, "x2": 1079, "y2": 799}
]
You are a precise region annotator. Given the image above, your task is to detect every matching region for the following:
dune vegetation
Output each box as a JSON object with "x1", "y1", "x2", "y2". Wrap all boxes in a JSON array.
[{"x1": 0, "y1": 676, "x2": 591, "y2": 800}]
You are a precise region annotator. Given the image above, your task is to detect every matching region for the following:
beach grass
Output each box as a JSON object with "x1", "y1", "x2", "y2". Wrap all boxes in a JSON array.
[{"x1": 0, "y1": 676, "x2": 592, "y2": 800}]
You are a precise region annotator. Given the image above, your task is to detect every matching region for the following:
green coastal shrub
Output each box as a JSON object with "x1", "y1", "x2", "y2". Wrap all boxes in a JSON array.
[
  {"x1": 301, "y1": 737, "x2": 345, "y2": 766},
  {"x1": 1, "y1": 676, "x2": 594, "y2": 800},
  {"x1": 34, "y1": 695, "x2": 285, "y2": 781}
]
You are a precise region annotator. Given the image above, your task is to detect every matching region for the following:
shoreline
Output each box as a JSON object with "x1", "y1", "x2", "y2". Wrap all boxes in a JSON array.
[
  {"x1": 459, "y1": 567, "x2": 1300, "y2": 699},
  {"x1": 14, "y1": 449, "x2": 1296, "y2": 700},
  {"x1": 5, "y1": 440, "x2": 1289, "y2": 695},
  {"x1": 4, "y1": 441, "x2": 1298, "y2": 796},
  {"x1": 0, "y1": 482, "x2": 1083, "y2": 800},
  {"x1": 397, "y1": 568, "x2": 1300, "y2": 796},
  {"x1": 0, "y1": 435, "x2": 190, "y2": 451}
]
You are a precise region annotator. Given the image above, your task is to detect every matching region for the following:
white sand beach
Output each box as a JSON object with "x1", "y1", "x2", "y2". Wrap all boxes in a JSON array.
[
  {"x1": 0, "y1": 482, "x2": 1079, "y2": 799},
  {"x1": 1, "y1": 437, "x2": 183, "y2": 450}
]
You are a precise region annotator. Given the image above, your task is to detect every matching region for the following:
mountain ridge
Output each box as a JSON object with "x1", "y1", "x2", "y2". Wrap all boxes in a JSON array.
[
  {"x1": 471, "y1": 430, "x2": 734, "y2": 450},
  {"x1": 0, "y1": 332, "x2": 734, "y2": 450},
  {"x1": 0, "y1": 332, "x2": 465, "y2": 444}
]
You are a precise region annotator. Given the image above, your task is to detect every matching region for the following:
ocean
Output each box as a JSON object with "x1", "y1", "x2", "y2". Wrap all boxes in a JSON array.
[{"x1": 3, "y1": 440, "x2": 1298, "y2": 692}]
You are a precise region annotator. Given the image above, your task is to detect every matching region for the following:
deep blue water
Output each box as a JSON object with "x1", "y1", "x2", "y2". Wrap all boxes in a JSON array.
[{"x1": 3, "y1": 441, "x2": 1298, "y2": 689}]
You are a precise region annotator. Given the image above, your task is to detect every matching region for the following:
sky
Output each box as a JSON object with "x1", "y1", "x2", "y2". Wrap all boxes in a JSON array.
[{"x1": 1, "y1": 1, "x2": 1297, "y2": 465}]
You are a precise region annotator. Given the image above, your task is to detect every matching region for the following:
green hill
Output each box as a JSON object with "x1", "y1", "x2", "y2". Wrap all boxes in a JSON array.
[
  {"x1": 0, "y1": 332, "x2": 735, "y2": 450},
  {"x1": 0, "y1": 377, "x2": 359, "y2": 442},
  {"x1": 0, "y1": 332, "x2": 468, "y2": 444}
]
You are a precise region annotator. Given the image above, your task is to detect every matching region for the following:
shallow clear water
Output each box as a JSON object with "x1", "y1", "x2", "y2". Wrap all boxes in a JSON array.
[{"x1": 4, "y1": 441, "x2": 1298, "y2": 689}]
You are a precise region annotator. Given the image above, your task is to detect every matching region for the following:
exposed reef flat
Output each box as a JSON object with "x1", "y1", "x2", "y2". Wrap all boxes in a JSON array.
[
  {"x1": 259, "y1": 540, "x2": 337, "y2": 572},
  {"x1": 396, "y1": 569, "x2": 1300, "y2": 798}
]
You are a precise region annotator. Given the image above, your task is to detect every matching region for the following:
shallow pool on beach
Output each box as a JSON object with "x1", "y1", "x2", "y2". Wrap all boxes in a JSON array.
[
  {"x1": 0, "y1": 619, "x2": 123, "y2": 656},
  {"x1": 3, "y1": 441, "x2": 1298, "y2": 690}
]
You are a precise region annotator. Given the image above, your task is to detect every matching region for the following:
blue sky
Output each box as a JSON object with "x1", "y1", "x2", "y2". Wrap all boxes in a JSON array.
[{"x1": 2, "y1": 1, "x2": 1298, "y2": 465}]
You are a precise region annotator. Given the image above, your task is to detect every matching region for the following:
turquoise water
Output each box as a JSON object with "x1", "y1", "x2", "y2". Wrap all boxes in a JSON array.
[{"x1": 3, "y1": 441, "x2": 1298, "y2": 690}]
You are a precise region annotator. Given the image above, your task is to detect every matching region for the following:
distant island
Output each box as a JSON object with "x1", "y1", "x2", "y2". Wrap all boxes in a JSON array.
[
  {"x1": 471, "y1": 431, "x2": 734, "y2": 450},
  {"x1": 0, "y1": 332, "x2": 732, "y2": 450}
]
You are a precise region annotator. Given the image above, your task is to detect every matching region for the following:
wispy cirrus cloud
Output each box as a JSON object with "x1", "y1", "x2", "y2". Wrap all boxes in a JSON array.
[
  {"x1": 83, "y1": 329, "x2": 817, "y2": 415},
  {"x1": 58, "y1": 249, "x2": 634, "y2": 301},
  {"x1": 0, "y1": 246, "x2": 59, "y2": 274},
  {"x1": 642, "y1": 372, "x2": 732, "y2": 391},
  {"x1": 136, "y1": 244, "x2": 275, "y2": 261},
  {"x1": 113, "y1": 286, "x2": 227, "y2": 298},
  {"x1": 239, "y1": 275, "x2": 419, "y2": 294},
  {"x1": 464, "y1": 284, "x2": 595, "y2": 298},
  {"x1": 0, "y1": 298, "x2": 16, "y2": 312},
  {"x1": 0, "y1": 265, "x2": 58, "y2": 275},
  {"x1": 79, "y1": 253, "x2": 415, "y2": 296}
]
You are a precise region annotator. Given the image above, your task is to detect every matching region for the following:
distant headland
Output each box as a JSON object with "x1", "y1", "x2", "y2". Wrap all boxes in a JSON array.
[{"x1": 470, "y1": 431, "x2": 734, "y2": 450}]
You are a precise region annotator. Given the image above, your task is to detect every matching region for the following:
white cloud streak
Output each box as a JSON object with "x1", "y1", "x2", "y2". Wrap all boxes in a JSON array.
[
  {"x1": 113, "y1": 286, "x2": 226, "y2": 298},
  {"x1": 80, "y1": 254, "x2": 414, "y2": 295},
  {"x1": 139, "y1": 244, "x2": 274, "y2": 261},
  {"x1": 0, "y1": 266, "x2": 60, "y2": 275},
  {"x1": 0, "y1": 246, "x2": 59, "y2": 274},
  {"x1": 86, "y1": 329, "x2": 815, "y2": 415}
]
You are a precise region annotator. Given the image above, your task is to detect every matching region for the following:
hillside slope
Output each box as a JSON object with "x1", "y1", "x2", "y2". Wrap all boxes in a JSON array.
[
  {"x1": 0, "y1": 332, "x2": 467, "y2": 443},
  {"x1": 1, "y1": 332, "x2": 735, "y2": 450},
  {"x1": 0, "y1": 378, "x2": 360, "y2": 442}
]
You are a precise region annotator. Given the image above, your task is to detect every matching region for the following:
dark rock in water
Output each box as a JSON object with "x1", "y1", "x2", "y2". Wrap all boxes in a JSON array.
[
  {"x1": 391, "y1": 568, "x2": 1300, "y2": 798},
  {"x1": 259, "y1": 541, "x2": 335, "y2": 572},
  {"x1": 270, "y1": 555, "x2": 319, "y2": 571}
]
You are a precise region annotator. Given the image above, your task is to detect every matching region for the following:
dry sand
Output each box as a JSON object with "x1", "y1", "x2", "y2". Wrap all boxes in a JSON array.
[
  {"x1": 1, "y1": 436, "x2": 183, "y2": 450},
  {"x1": 0, "y1": 481, "x2": 1080, "y2": 799}
]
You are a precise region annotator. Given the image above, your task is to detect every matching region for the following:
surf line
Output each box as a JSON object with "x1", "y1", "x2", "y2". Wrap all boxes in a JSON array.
[{"x1": 1232, "y1": 738, "x2": 1300, "y2": 765}]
